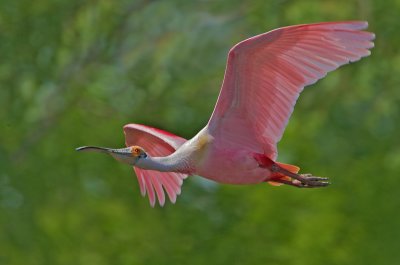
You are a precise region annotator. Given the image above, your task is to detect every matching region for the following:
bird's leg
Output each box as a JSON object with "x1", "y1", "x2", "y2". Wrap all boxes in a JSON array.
[
  {"x1": 270, "y1": 164, "x2": 330, "y2": 188},
  {"x1": 253, "y1": 154, "x2": 329, "y2": 188},
  {"x1": 268, "y1": 177, "x2": 328, "y2": 188}
]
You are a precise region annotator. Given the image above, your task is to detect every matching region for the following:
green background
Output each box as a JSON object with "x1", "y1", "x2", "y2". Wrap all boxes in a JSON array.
[{"x1": 1, "y1": 0, "x2": 399, "y2": 264}]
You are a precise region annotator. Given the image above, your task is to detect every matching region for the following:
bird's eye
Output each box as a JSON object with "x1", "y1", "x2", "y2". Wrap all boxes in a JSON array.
[{"x1": 131, "y1": 147, "x2": 141, "y2": 155}]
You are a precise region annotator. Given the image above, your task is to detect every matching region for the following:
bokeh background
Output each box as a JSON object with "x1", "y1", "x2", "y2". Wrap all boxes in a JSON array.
[{"x1": 1, "y1": 0, "x2": 399, "y2": 264}]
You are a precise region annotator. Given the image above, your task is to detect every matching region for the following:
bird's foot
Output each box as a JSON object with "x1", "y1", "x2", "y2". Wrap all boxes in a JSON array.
[
  {"x1": 271, "y1": 165, "x2": 330, "y2": 188},
  {"x1": 293, "y1": 174, "x2": 329, "y2": 188},
  {"x1": 271, "y1": 175, "x2": 329, "y2": 188}
]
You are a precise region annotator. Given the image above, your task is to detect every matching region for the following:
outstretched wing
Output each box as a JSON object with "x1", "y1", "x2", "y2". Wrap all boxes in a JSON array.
[
  {"x1": 208, "y1": 21, "x2": 375, "y2": 160},
  {"x1": 123, "y1": 124, "x2": 188, "y2": 207}
]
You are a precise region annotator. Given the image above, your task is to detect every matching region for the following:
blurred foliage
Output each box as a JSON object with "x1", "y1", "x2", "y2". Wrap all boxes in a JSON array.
[{"x1": 1, "y1": 0, "x2": 399, "y2": 264}]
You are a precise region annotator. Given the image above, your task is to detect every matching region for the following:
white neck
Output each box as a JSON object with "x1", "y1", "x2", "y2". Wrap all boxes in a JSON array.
[{"x1": 135, "y1": 155, "x2": 187, "y2": 173}]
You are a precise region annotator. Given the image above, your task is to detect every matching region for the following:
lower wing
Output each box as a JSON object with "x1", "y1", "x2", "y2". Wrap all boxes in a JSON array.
[{"x1": 124, "y1": 123, "x2": 188, "y2": 206}]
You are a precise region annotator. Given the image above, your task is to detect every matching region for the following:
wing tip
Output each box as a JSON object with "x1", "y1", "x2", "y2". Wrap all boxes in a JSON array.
[
  {"x1": 136, "y1": 171, "x2": 185, "y2": 207},
  {"x1": 314, "y1": 20, "x2": 369, "y2": 30},
  {"x1": 368, "y1": 32, "x2": 376, "y2": 41},
  {"x1": 346, "y1": 20, "x2": 369, "y2": 30},
  {"x1": 170, "y1": 196, "x2": 177, "y2": 204},
  {"x1": 325, "y1": 21, "x2": 375, "y2": 42}
]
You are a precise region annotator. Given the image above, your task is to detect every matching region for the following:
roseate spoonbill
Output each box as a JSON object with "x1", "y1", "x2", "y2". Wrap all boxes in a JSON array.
[{"x1": 77, "y1": 21, "x2": 374, "y2": 206}]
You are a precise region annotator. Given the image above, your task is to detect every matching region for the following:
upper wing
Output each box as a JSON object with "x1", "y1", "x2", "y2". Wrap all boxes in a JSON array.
[
  {"x1": 208, "y1": 21, "x2": 375, "y2": 160},
  {"x1": 123, "y1": 123, "x2": 188, "y2": 207}
]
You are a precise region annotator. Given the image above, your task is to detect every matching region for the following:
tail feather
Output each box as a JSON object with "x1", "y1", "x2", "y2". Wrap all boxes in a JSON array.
[{"x1": 276, "y1": 162, "x2": 300, "y2": 173}]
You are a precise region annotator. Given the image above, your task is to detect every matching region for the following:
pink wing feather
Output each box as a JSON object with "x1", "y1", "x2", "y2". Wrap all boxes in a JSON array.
[
  {"x1": 208, "y1": 21, "x2": 375, "y2": 159},
  {"x1": 123, "y1": 124, "x2": 188, "y2": 207}
]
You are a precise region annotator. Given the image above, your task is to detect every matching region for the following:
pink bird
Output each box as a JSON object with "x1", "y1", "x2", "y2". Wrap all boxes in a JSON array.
[{"x1": 77, "y1": 21, "x2": 374, "y2": 206}]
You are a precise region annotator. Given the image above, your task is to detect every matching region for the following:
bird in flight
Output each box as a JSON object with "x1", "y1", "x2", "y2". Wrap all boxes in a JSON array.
[{"x1": 77, "y1": 21, "x2": 374, "y2": 206}]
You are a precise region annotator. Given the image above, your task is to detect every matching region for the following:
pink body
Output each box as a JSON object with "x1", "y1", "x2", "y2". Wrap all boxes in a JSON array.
[
  {"x1": 122, "y1": 21, "x2": 374, "y2": 206},
  {"x1": 194, "y1": 144, "x2": 269, "y2": 184},
  {"x1": 174, "y1": 128, "x2": 271, "y2": 184}
]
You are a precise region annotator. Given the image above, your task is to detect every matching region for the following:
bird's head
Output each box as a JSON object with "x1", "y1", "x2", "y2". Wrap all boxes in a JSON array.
[{"x1": 76, "y1": 145, "x2": 148, "y2": 165}]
